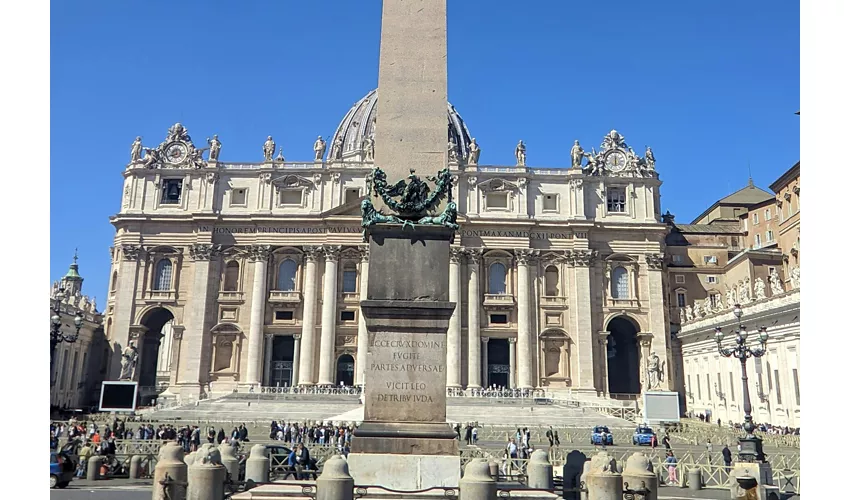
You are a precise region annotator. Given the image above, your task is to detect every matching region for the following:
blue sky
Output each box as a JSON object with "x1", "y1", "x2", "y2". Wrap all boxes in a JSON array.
[{"x1": 51, "y1": 0, "x2": 799, "y2": 303}]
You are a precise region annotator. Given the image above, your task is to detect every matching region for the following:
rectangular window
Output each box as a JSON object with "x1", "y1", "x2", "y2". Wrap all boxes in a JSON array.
[
  {"x1": 753, "y1": 213, "x2": 759, "y2": 225},
  {"x1": 672, "y1": 255, "x2": 684, "y2": 264},
  {"x1": 675, "y1": 274, "x2": 685, "y2": 284},
  {"x1": 490, "y1": 314, "x2": 508, "y2": 324},
  {"x1": 731, "y1": 236, "x2": 739, "y2": 249},
  {"x1": 342, "y1": 270, "x2": 358, "y2": 293},
  {"x1": 280, "y1": 190, "x2": 303, "y2": 206},
  {"x1": 710, "y1": 294, "x2": 719, "y2": 307},
  {"x1": 677, "y1": 292, "x2": 686, "y2": 307},
  {"x1": 729, "y1": 372, "x2": 735, "y2": 401},
  {"x1": 706, "y1": 275, "x2": 717, "y2": 284},
  {"x1": 755, "y1": 234, "x2": 761, "y2": 247},
  {"x1": 707, "y1": 373, "x2": 711, "y2": 400},
  {"x1": 697, "y1": 374, "x2": 701, "y2": 400},
  {"x1": 704, "y1": 255, "x2": 717, "y2": 265},
  {"x1": 340, "y1": 310, "x2": 356, "y2": 322},
  {"x1": 793, "y1": 369, "x2": 800, "y2": 405},
  {"x1": 275, "y1": 310, "x2": 294, "y2": 321},
  {"x1": 230, "y1": 188, "x2": 247, "y2": 206},
  {"x1": 543, "y1": 194, "x2": 558, "y2": 211},
  {"x1": 767, "y1": 362, "x2": 773, "y2": 391},
  {"x1": 486, "y1": 192, "x2": 508, "y2": 209},
  {"x1": 743, "y1": 219, "x2": 748, "y2": 231},
  {"x1": 774, "y1": 369, "x2": 782, "y2": 404},
  {"x1": 717, "y1": 372, "x2": 722, "y2": 398},
  {"x1": 765, "y1": 208, "x2": 771, "y2": 220},
  {"x1": 606, "y1": 188, "x2": 626, "y2": 213},
  {"x1": 345, "y1": 188, "x2": 360, "y2": 205},
  {"x1": 767, "y1": 230, "x2": 774, "y2": 242},
  {"x1": 161, "y1": 179, "x2": 183, "y2": 205}
]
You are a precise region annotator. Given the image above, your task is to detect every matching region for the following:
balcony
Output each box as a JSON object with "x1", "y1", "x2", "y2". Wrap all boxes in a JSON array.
[
  {"x1": 341, "y1": 292, "x2": 360, "y2": 304},
  {"x1": 269, "y1": 290, "x2": 302, "y2": 303},
  {"x1": 605, "y1": 298, "x2": 640, "y2": 309},
  {"x1": 483, "y1": 293, "x2": 516, "y2": 310},
  {"x1": 144, "y1": 290, "x2": 176, "y2": 303},
  {"x1": 540, "y1": 296, "x2": 567, "y2": 308},
  {"x1": 218, "y1": 291, "x2": 245, "y2": 303}
]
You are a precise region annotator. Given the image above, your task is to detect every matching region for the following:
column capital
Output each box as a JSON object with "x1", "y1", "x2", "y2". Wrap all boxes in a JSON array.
[
  {"x1": 322, "y1": 245, "x2": 342, "y2": 262},
  {"x1": 247, "y1": 244, "x2": 272, "y2": 262},
  {"x1": 450, "y1": 247, "x2": 464, "y2": 263},
  {"x1": 481, "y1": 336, "x2": 490, "y2": 344},
  {"x1": 564, "y1": 249, "x2": 598, "y2": 267},
  {"x1": 172, "y1": 325, "x2": 185, "y2": 340},
  {"x1": 465, "y1": 248, "x2": 483, "y2": 265},
  {"x1": 358, "y1": 246, "x2": 370, "y2": 263},
  {"x1": 189, "y1": 243, "x2": 222, "y2": 261},
  {"x1": 644, "y1": 253, "x2": 665, "y2": 270},
  {"x1": 514, "y1": 248, "x2": 539, "y2": 265},
  {"x1": 508, "y1": 337, "x2": 517, "y2": 344},
  {"x1": 264, "y1": 333, "x2": 274, "y2": 341},
  {"x1": 120, "y1": 244, "x2": 142, "y2": 261},
  {"x1": 303, "y1": 246, "x2": 322, "y2": 263},
  {"x1": 293, "y1": 333, "x2": 302, "y2": 341}
]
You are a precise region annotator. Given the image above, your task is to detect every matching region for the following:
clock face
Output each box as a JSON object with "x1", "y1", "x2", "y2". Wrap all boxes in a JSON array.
[
  {"x1": 164, "y1": 142, "x2": 188, "y2": 164},
  {"x1": 605, "y1": 151, "x2": 627, "y2": 171}
]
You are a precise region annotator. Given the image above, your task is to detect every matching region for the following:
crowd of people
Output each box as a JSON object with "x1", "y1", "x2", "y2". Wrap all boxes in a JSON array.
[
  {"x1": 690, "y1": 414, "x2": 800, "y2": 435},
  {"x1": 268, "y1": 421, "x2": 354, "y2": 455}
]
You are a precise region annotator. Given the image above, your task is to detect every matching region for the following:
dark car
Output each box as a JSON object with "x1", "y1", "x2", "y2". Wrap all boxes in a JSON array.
[
  {"x1": 590, "y1": 426, "x2": 613, "y2": 446},
  {"x1": 50, "y1": 452, "x2": 75, "y2": 489},
  {"x1": 632, "y1": 426, "x2": 655, "y2": 446}
]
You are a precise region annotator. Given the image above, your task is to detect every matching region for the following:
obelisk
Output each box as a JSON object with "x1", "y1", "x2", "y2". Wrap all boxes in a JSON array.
[{"x1": 348, "y1": 0, "x2": 460, "y2": 490}]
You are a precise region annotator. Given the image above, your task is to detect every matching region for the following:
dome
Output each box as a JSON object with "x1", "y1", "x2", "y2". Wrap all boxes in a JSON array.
[{"x1": 327, "y1": 89, "x2": 473, "y2": 162}]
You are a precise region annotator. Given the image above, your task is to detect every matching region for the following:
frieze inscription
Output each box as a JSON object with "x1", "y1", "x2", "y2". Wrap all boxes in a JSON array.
[{"x1": 461, "y1": 230, "x2": 572, "y2": 240}]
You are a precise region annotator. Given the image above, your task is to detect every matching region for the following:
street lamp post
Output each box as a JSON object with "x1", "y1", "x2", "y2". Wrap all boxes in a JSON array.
[
  {"x1": 50, "y1": 287, "x2": 83, "y2": 384},
  {"x1": 714, "y1": 303, "x2": 769, "y2": 463}
]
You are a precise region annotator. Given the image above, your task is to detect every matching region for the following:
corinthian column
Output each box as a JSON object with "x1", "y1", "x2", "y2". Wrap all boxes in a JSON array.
[
  {"x1": 447, "y1": 247, "x2": 463, "y2": 388},
  {"x1": 245, "y1": 245, "x2": 271, "y2": 386},
  {"x1": 466, "y1": 249, "x2": 482, "y2": 388},
  {"x1": 355, "y1": 247, "x2": 369, "y2": 387},
  {"x1": 516, "y1": 249, "x2": 535, "y2": 389},
  {"x1": 317, "y1": 245, "x2": 341, "y2": 386},
  {"x1": 508, "y1": 337, "x2": 517, "y2": 389},
  {"x1": 298, "y1": 247, "x2": 321, "y2": 385},
  {"x1": 598, "y1": 332, "x2": 610, "y2": 397},
  {"x1": 291, "y1": 333, "x2": 301, "y2": 387}
]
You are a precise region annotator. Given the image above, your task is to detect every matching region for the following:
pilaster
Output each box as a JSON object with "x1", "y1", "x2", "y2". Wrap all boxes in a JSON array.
[
  {"x1": 508, "y1": 337, "x2": 517, "y2": 389},
  {"x1": 109, "y1": 244, "x2": 143, "y2": 379},
  {"x1": 515, "y1": 248, "x2": 536, "y2": 389},
  {"x1": 645, "y1": 253, "x2": 671, "y2": 389},
  {"x1": 481, "y1": 336, "x2": 490, "y2": 387},
  {"x1": 466, "y1": 248, "x2": 482, "y2": 388},
  {"x1": 245, "y1": 245, "x2": 271, "y2": 387},
  {"x1": 355, "y1": 246, "x2": 370, "y2": 386},
  {"x1": 447, "y1": 247, "x2": 463, "y2": 388},
  {"x1": 318, "y1": 245, "x2": 341, "y2": 386},
  {"x1": 566, "y1": 249, "x2": 597, "y2": 390}
]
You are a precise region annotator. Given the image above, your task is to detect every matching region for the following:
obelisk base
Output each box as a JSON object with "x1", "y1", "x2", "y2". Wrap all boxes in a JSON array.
[{"x1": 347, "y1": 454, "x2": 460, "y2": 490}]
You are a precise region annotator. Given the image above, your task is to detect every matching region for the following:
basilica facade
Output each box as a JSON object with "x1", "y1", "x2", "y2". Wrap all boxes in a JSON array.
[{"x1": 106, "y1": 89, "x2": 672, "y2": 404}]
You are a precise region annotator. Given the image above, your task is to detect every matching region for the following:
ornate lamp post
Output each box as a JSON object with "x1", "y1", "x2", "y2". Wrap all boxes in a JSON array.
[
  {"x1": 714, "y1": 303, "x2": 768, "y2": 462},
  {"x1": 50, "y1": 287, "x2": 83, "y2": 384}
]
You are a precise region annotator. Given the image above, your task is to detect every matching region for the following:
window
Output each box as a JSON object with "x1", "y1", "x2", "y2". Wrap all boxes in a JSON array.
[
  {"x1": 486, "y1": 192, "x2": 508, "y2": 209},
  {"x1": 696, "y1": 374, "x2": 702, "y2": 399},
  {"x1": 342, "y1": 265, "x2": 358, "y2": 293},
  {"x1": 161, "y1": 179, "x2": 183, "y2": 205},
  {"x1": 706, "y1": 275, "x2": 717, "y2": 284},
  {"x1": 706, "y1": 373, "x2": 711, "y2": 400},
  {"x1": 774, "y1": 369, "x2": 782, "y2": 404},
  {"x1": 488, "y1": 263, "x2": 507, "y2": 295},
  {"x1": 710, "y1": 294, "x2": 719, "y2": 308},
  {"x1": 153, "y1": 259, "x2": 173, "y2": 291},
  {"x1": 345, "y1": 188, "x2": 360, "y2": 205},
  {"x1": 766, "y1": 230, "x2": 774, "y2": 242},
  {"x1": 687, "y1": 375, "x2": 692, "y2": 395},
  {"x1": 675, "y1": 274, "x2": 685, "y2": 284},
  {"x1": 544, "y1": 266, "x2": 559, "y2": 296},
  {"x1": 223, "y1": 261, "x2": 240, "y2": 291},
  {"x1": 767, "y1": 361, "x2": 773, "y2": 391},
  {"x1": 743, "y1": 219, "x2": 748, "y2": 231},
  {"x1": 729, "y1": 372, "x2": 735, "y2": 401},
  {"x1": 765, "y1": 208, "x2": 771, "y2": 220},
  {"x1": 731, "y1": 236, "x2": 739, "y2": 249},
  {"x1": 340, "y1": 310, "x2": 356, "y2": 322},
  {"x1": 755, "y1": 234, "x2": 761, "y2": 247},
  {"x1": 768, "y1": 266, "x2": 776, "y2": 276},
  {"x1": 704, "y1": 255, "x2": 718, "y2": 265},
  {"x1": 611, "y1": 267, "x2": 629, "y2": 299},
  {"x1": 110, "y1": 270, "x2": 118, "y2": 292},
  {"x1": 792, "y1": 369, "x2": 800, "y2": 405},
  {"x1": 230, "y1": 188, "x2": 247, "y2": 206},
  {"x1": 753, "y1": 213, "x2": 759, "y2": 225},
  {"x1": 275, "y1": 310, "x2": 294, "y2": 321},
  {"x1": 490, "y1": 314, "x2": 508, "y2": 324},
  {"x1": 280, "y1": 189, "x2": 303, "y2": 206},
  {"x1": 543, "y1": 194, "x2": 558, "y2": 211},
  {"x1": 676, "y1": 292, "x2": 686, "y2": 307},
  {"x1": 717, "y1": 373, "x2": 722, "y2": 398},
  {"x1": 606, "y1": 188, "x2": 626, "y2": 213},
  {"x1": 277, "y1": 259, "x2": 297, "y2": 291},
  {"x1": 672, "y1": 255, "x2": 684, "y2": 264}
]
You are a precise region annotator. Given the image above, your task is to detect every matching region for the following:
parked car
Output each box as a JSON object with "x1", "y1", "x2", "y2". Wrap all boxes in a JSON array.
[
  {"x1": 632, "y1": 426, "x2": 655, "y2": 446},
  {"x1": 590, "y1": 426, "x2": 613, "y2": 446},
  {"x1": 50, "y1": 451, "x2": 75, "y2": 489}
]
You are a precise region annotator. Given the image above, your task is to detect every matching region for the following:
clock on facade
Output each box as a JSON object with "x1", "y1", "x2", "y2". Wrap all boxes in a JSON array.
[
  {"x1": 164, "y1": 142, "x2": 188, "y2": 164},
  {"x1": 605, "y1": 151, "x2": 627, "y2": 172}
]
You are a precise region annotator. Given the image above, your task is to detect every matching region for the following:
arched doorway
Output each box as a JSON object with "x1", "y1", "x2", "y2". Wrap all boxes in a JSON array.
[
  {"x1": 137, "y1": 307, "x2": 175, "y2": 388},
  {"x1": 486, "y1": 339, "x2": 510, "y2": 388},
  {"x1": 336, "y1": 354, "x2": 355, "y2": 387},
  {"x1": 606, "y1": 316, "x2": 641, "y2": 395},
  {"x1": 269, "y1": 336, "x2": 295, "y2": 387}
]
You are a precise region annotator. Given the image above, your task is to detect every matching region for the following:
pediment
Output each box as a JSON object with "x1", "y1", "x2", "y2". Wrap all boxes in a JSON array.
[
  {"x1": 478, "y1": 178, "x2": 520, "y2": 193},
  {"x1": 271, "y1": 174, "x2": 315, "y2": 191}
]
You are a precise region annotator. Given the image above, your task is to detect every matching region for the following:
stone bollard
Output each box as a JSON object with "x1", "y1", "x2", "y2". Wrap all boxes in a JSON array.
[
  {"x1": 579, "y1": 460, "x2": 592, "y2": 500},
  {"x1": 245, "y1": 444, "x2": 270, "y2": 483},
  {"x1": 186, "y1": 450, "x2": 226, "y2": 500},
  {"x1": 153, "y1": 442, "x2": 188, "y2": 500},
  {"x1": 129, "y1": 455, "x2": 143, "y2": 479},
  {"x1": 218, "y1": 444, "x2": 240, "y2": 482},
  {"x1": 87, "y1": 456, "x2": 103, "y2": 481},
  {"x1": 488, "y1": 460, "x2": 499, "y2": 480},
  {"x1": 687, "y1": 468, "x2": 702, "y2": 491},
  {"x1": 527, "y1": 450, "x2": 553, "y2": 490},
  {"x1": 460, "y1": 459, "x2": 496, "y2": 500},
  {"x1": 184, "y1": 452, "x2": 196, "y2": 467},
  {"x1": 585, "y1": 452, "x2": 622, "y2": 500},
  {"x1": 622, "y1": 453, "x2": 657, "y2": 500},
  {"x1": 317, "y1": 455, "x2": 354, "y2": 500}
]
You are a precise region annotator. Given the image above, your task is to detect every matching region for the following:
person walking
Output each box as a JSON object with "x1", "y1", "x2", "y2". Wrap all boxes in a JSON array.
[
  {"x1": 664, "y1": 451, "x2": 679, "y2": 486},
  {"x1": 545, "y1": 426, "x2": 554, "y2": 447},
  {"x1": 650, "y1": 433, "x2": 657, "y2": 449},
  {"x1": 722, "y1": 444, "x2": 733, "y2": 468},
  {"x1": 706, "y1": 438, "x2": 713, "y2": 454},
  {"x1": 76, "y1": 441, "x2": 93, "y2": 478},
  {"x1": 553, "y1": 430, "x2": 560, "y2": 447},
  {"x1": 662, "y1": 434, "x2": 671, "y2": 451},
  {"x1": 471, "y1": 425, "x2": 478, "y2": 445}
]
